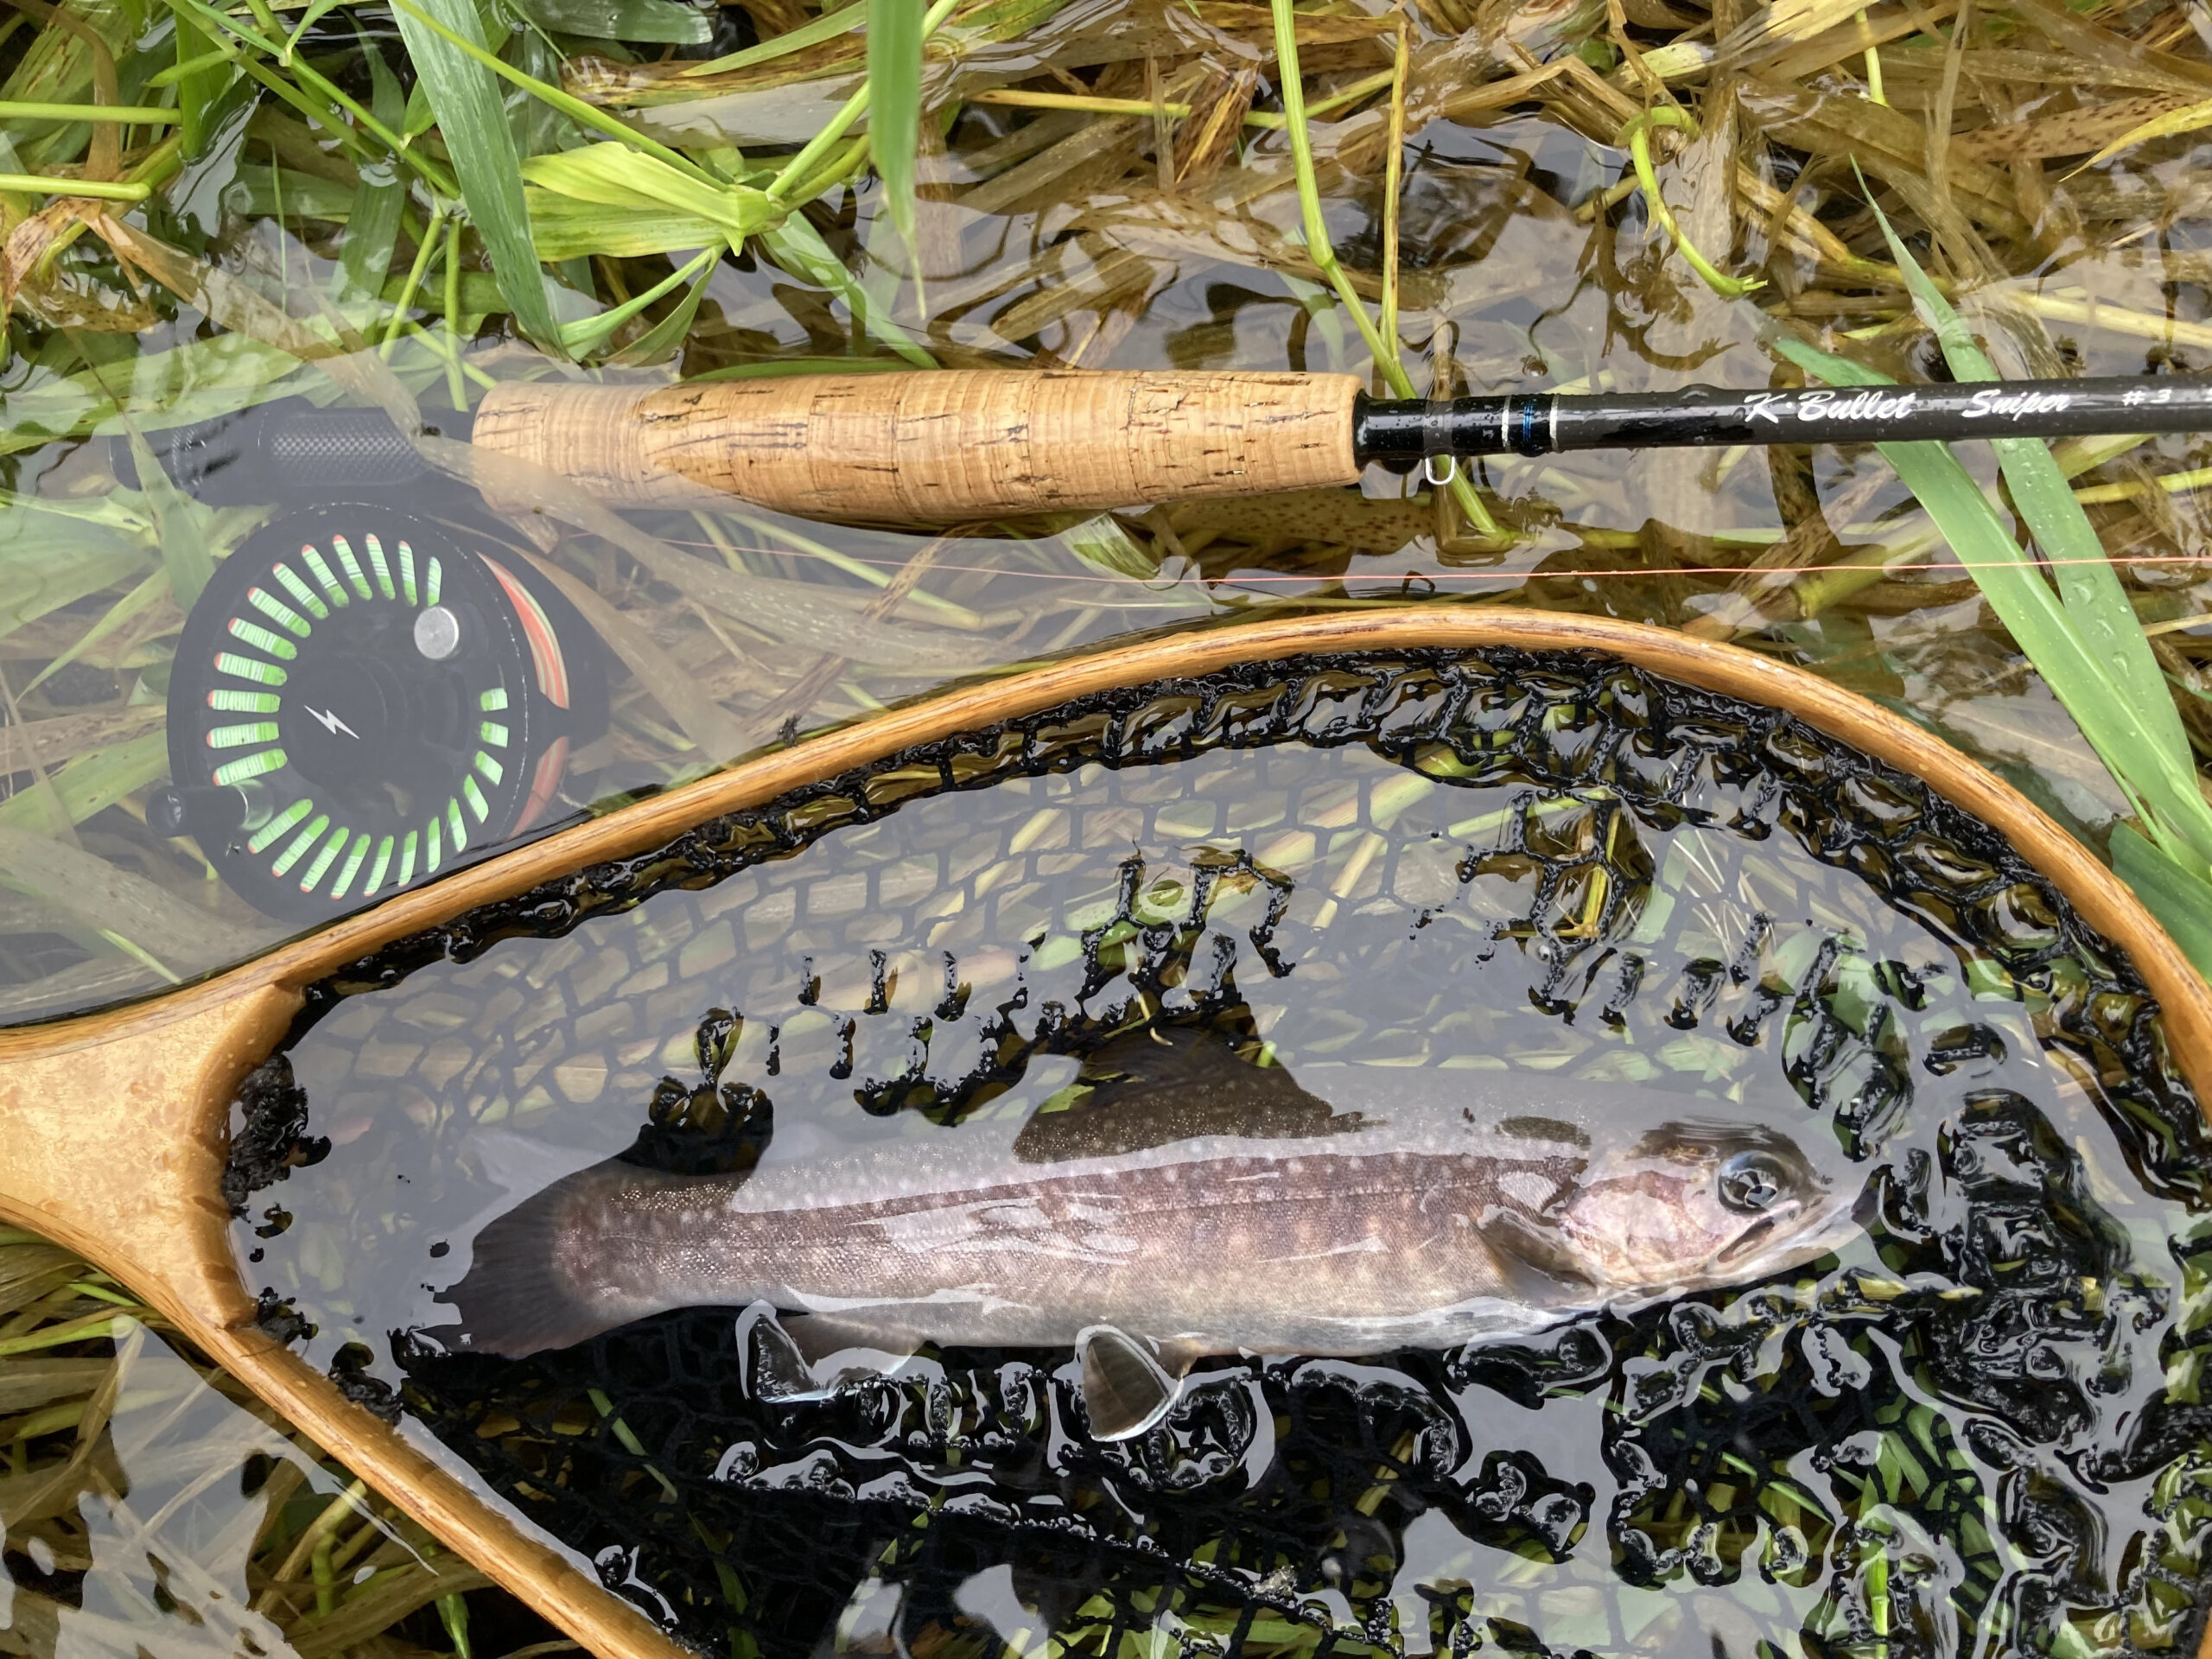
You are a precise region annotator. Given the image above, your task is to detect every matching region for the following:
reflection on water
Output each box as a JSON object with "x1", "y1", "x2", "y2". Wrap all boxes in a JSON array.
[{"x1": 225, "y1": 653, "x2": 2212, "y2": 1657}]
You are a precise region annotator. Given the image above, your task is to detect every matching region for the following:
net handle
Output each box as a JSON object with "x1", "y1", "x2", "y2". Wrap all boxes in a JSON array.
[{"x1": 2, "y1": 607, "x2": 2207, "y2": 1659}]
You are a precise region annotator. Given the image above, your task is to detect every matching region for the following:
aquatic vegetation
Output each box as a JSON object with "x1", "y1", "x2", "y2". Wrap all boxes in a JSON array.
[{"x1": 0, "y1": 1233, "x2": 523, "y2": 1659}]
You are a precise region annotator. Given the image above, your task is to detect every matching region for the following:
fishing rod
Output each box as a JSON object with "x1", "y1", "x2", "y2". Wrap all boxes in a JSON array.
[
  {"x1": 112, "y1": 368, "x2": 2212, "y2": 521},
  {"x1": 113, "y1": 363, "x2": 2212, "y2": 925}
]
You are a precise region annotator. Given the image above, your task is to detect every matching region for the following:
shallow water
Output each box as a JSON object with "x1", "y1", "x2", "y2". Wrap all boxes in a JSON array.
[
  {"x1": 223, "y1": 651, "x2": 2212, "y2": 1657},
  {"x1": 10, "y1": 0, "x2": 2212, "y2": 1650}
]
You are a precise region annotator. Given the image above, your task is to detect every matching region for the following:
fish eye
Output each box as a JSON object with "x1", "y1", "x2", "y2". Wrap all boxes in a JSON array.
[{"x1": 1718, "y1": 1150, "x2": 1787, "y2": 1213}]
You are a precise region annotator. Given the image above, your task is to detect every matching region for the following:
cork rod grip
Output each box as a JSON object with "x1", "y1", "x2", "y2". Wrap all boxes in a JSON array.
[{"x1": 470, "y1": 370, "x2": 1365, "y2": 519}]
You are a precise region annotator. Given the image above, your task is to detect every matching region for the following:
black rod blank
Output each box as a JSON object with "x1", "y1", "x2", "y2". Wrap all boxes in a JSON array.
[{"x1": 1351, "y1": 374, "x2": 2212, "y2": 464}]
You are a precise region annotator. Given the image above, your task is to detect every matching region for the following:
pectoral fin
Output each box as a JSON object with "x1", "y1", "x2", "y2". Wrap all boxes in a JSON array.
[
  {"x1": 783, "y1": 1314, "x2": 924, "y2": 1370},
  {"x1": 748, "y1": 1312, "x2": 928, "y2": 1402},
  {"x1": 744, "y1": 1315, "x2": 824, "y2": 1402},
  {"x1": 1480, "y1": 1208, "x2": 1598, "y2": 1300},
  {"x1": 1077, "y1": 1326, "x2": 1181, "y2": 1441}
]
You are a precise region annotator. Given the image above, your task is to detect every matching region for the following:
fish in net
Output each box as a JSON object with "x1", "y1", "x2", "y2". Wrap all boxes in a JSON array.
[{"x1": 225, "y1": 649, "x2": 2212, "y2": 1658}]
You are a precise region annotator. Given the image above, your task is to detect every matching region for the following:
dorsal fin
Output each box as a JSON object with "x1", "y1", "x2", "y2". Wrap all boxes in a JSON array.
[
  {"x1": 1095, "y1": 1026, "x2": 1243, "y2": 1086},
  {"x1": 1017, "y1": 1029, "x2": 1355, "y2": 1164}
]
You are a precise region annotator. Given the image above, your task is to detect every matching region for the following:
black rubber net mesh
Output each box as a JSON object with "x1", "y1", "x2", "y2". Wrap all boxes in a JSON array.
[{"x1": 229, "y1": 648, "x2": 2212, "y2": 1659}]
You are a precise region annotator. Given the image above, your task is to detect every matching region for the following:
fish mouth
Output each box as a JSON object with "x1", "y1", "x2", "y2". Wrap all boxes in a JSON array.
[
  {"x1": 1703, "y1": 1188, "x2": 1862, "y2": 1283},
  {"x1": 1716, "y1": 1210, "x2": 1786, "y2": 1267}
]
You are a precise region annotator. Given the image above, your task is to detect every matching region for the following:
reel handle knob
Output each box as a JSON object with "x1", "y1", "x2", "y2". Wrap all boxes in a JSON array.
[{"x1": 149, "y1": 781, "x2": 273, "y2": 839}]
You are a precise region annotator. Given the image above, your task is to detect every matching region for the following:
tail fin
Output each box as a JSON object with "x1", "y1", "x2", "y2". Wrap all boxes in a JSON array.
[{"x1": 442, "y1": 1165, "x2": 628, "y2": 1358}]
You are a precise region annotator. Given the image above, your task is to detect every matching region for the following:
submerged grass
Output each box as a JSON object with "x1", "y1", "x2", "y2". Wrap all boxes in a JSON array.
[{"x1": 0, "y1": 1232, "x2": 543, "y2": 1659}]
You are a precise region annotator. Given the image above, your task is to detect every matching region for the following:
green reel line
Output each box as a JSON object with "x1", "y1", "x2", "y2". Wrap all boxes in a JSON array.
[{"x1": 157, "y1": 504, "x2": 607, "y2": 923}]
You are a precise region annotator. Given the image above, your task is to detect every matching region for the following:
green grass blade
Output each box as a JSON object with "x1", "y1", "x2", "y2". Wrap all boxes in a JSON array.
[
  {"x1": 0, "y1": 509, "x2": 151, "y2": 632},
  {"x1": 681, "y1": 0, "x2": 861, "y2": 77},
  {"x1": 0, "y1": 729, "x2": 171, "y2": 831},
  {"x1": 867, "y1": 0, "x2": 923, "y2": 251},
  {"x1": 2113, "y1": 822, "x2": 2212, "y2": 981},
  {"x1": 0, "y1": 824, "x2": 269, "y2": 969},
  {"x1": 1, "y1": 0, "x2": 130, "y2": 168},
  {"x1": 1061, "y1": 515, "x2": 1159, "y2": 579},
  {"x1": 525, "y1": 190, "x2": 725, "y2": 259},
  {"x1": 609, "y1": 251, "x2": 720, "y2": 364},
  {"x1": 171, "y1": 7, "x2": 232, "y2": 160},
  {"x1": 766, "y1": 0, "x2": 960, "y2": 202},
  {"x1": 386, "y1": 0, "x2": 564, "y2": 352},
  {"x1": 758, "y1": 216, "x2": 935, "y2": 366},
  {"x1": 1862, "y1": 193, "x2": 2194, "y2": 781},
  {"x1": 162, "y1": 0, "x2": 448, "y2": 188},
  {"x1": 1267, "y1": 0, "x2": 1498, "y2": 538},
  {"x1": 522, "y1": 144, "x2": 773, "y2": 240},
  {"x1": 1771, "y1": 334, "x2": 2212, "y2": 870},
  {"x1": 404, "y1": 75, "x2": 435, "y2": 140},
  {"x1": 334, "y1": 34, "x2": 406, "y2": 307},
  {"x1": 388, "y1": 0, "x2": 721, "y2": 183},
  {"x1": 281, "y1": 0, "x2": 346, "y2": 64},
  {"x1": 514, "y1": 0, "x2": 711, "y2": 43},
  {"x1": 510, "y1": 26, "x2": 582, "y2": 160},
  {"x1": 561, "y1": 243, "x2": 722, "y2": 354},
  {"x1": 19, "y1": 569, "x2": 166, "y2": 698},
  {"x1": 118, "y1": 428, "x2": 213, "y2": 611}
]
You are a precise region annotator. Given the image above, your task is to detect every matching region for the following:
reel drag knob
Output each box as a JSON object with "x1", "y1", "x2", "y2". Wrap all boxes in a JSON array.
[{"x1": 162, "y1": 504, "x2": 607, "y2": 923}]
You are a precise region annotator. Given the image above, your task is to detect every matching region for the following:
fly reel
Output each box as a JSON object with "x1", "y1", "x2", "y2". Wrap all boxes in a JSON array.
[{"x1": 157, "y1": 504, "x2": 607, "y2": 923}]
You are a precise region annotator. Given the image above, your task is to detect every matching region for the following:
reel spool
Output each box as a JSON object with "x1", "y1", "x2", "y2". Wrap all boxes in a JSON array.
[{"x1": 157, "y1": 504, "x2": 607, "y2": 923}]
